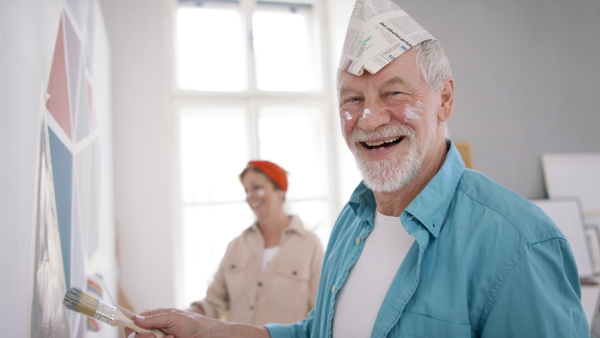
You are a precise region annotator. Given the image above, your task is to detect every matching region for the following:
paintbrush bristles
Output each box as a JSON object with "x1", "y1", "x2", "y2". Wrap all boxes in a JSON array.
[{"x1": 63, "y1": 287, "x2": 99, "y2": 317}]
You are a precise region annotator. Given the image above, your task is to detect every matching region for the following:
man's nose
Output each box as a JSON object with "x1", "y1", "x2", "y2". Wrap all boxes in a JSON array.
[{"x1": 357, "y1": 101, "x2": 391, "y2": 131}]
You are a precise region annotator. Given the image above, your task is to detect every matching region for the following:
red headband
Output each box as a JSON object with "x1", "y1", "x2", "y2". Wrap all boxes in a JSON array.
[{"x1": 248, "y1": 160, "x2": 288, "y2": 192}]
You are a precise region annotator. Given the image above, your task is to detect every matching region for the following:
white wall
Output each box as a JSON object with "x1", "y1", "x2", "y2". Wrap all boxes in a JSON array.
[
  {"x1": 99, "y1": 0, "x2": 178, "y2": 311},
  {"x1": 401, "y1": 0, "x2": 600, "y2": 198},
  {"x1": 0, "y1": 1, "x2": 60, "y2": 334},
  {"x1": 101, "y1": 0, "x2": 600, "y2": 312},
  {"x1": 0, "y1": 0, "x2": 116, "y2": 336}
]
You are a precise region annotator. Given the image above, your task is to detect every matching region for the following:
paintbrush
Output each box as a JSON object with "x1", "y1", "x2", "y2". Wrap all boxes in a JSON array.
[{"x1": 63, "y1": 287, "x2": 165, "y2": 337}]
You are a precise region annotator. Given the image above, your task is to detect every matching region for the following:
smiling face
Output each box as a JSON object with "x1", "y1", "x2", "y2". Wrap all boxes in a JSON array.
[
  {"x1": 241, "y1": 169, "x2": 285, "y2": 220},
  {"x1": 338, "y1": 47, "x2": 454, "y2": 193}
]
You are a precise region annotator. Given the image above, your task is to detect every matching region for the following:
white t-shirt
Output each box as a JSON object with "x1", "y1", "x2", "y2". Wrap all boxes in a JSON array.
[
  {"x1": 332, "y1": 211, "x2": 415, "y2": 337},
  {"x1": 261, "y1": 246, "x2": 280, "y2": 270}
]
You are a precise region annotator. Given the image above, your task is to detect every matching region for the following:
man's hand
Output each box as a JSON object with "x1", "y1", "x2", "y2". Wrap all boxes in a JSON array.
[{"x1": 124, "y1": 308, "x2": 270, "y2": 338}]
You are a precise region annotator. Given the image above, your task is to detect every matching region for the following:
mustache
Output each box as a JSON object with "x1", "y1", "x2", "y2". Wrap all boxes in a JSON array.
[{"x1": 348, "y1": 124, "x2": 414, "y2": 144}]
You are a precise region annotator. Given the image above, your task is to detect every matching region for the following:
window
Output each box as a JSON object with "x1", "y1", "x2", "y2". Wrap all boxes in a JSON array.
[
  {"x1": 173, "y1": 0, "x2": 336, "y2": 306},
  {"x1": 175, "y1": 0, "x2": 322, "y2": 92}
]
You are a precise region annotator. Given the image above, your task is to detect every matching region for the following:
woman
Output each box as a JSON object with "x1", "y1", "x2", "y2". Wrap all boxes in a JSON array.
[{"x1": 187, "y1": 160, "x2": 324, "y2": 326}]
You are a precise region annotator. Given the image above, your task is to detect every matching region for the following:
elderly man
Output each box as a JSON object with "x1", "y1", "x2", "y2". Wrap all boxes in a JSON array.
[{"x1": 127, "y1": 1, "x2": 588, "y2": 337}]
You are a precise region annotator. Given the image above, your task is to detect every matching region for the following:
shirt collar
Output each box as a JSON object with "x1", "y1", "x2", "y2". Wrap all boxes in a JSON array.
[
  {"x1": 404, "y1": 140, "x2": 465, "y2": 237},
  {"x1": 347, "y1": 140, "x2": 465, "y2": 238},
  {"x1": 348, "y1": 182, "x2": 378, "y2": 223}
]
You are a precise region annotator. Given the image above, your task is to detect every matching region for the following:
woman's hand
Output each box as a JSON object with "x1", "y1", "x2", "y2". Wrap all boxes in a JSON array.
[{"x1": 185, "y1": 303, "x2": 206, "y2": 316}]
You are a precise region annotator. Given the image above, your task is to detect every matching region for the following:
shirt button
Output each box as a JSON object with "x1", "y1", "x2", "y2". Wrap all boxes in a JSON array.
[
  {"x1": 250, "y1": 306, "x2": 254, "y2": 310},
  {"x1": 292, "y1": 271, "x2": 297, "y2": 276},
  {"x1": 331, "y1": 285, "x2": 336, "y2": 293},
  {"x1": 355, "y1": 236, "x2": 361, "y2": 245},
  {"x1": 258, "y1": 282, "x2": 263, "y2": 287}
]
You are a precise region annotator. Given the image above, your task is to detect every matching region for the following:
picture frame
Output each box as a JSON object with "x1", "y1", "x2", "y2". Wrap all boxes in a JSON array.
[
  {"x1": 542, "y1": 153, "x2": 600, "y2": 226},
  {"x1": 531, "y1": 198, "x2": 594, "y2": 277},
  {"x1": 587, "y1": 226, "x2": 600, "y2": 275}
]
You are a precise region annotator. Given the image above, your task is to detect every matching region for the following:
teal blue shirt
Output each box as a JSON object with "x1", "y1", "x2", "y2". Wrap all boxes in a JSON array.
[{"x1": 266, "y1": 141, "x2": 589, "y2": 337}]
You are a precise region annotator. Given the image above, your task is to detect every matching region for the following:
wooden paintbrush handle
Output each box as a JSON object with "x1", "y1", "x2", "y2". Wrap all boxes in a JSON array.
[{"x1": 112, "y1": 309, "x2": 166, "y2": 337}]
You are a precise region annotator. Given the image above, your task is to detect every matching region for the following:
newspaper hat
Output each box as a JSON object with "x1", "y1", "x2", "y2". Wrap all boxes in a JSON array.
[{"x1": 339, "y1": 0, "x2": 435, "y2": 76}]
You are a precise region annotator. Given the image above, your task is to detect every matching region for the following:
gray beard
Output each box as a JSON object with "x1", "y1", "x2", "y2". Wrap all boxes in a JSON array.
[{"x1": 349, "y1": 125, "x2": 422, "y2": 192}]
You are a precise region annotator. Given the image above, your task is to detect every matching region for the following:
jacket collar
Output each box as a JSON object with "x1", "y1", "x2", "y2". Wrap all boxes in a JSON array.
[{"x1": 248, "y1": 214, "x2": 307, "y2": 237}]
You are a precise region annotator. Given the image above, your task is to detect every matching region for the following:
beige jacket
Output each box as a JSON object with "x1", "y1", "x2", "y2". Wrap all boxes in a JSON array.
[{"x1": 195, "y1": 215, "x2": 324, "y2": 325}]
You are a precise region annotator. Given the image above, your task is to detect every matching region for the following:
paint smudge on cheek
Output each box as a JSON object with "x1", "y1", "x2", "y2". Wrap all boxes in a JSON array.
[
  {"x1": 341, "y1": 111, "x2": 354, "y2": 128},
  {"x1": 247, "y1": 188, "x2": 265, "y2": 199},
  {"x1": 403, "y1": 101, "x2": 425, "y2": 123}
]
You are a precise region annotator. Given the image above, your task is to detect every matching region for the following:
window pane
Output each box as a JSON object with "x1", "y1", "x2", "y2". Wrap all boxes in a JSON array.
[
  {"x1": 287, "y1": 199, "x2": 331, "y2": 249},
  {"x1": 336, "y1": 133, "x2": 363, "y2": 209},
  {"x1": 182, "y1": 203, "x2": 254, "y2": 303},
  {"x1": 253, "y1": 3, "x2": 320, "y2": 92},
  {"x1": 258, "y1": 104, "x2": 328, "y2": 199},
  {"x1": 176, "y1": 2, "x2": 247, "y2": 91},
  {"x1": 179, "y1": 104, "x2": 249, "y2": 203}
]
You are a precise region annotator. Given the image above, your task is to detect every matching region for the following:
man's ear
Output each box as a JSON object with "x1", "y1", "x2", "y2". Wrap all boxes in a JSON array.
[{"x1": 438, "y1": 77, "x2": 454, "y2": 122}]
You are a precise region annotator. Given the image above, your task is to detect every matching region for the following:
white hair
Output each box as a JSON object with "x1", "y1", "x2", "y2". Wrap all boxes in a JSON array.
[
  {"x1": 412, "y1": 39, "x2": 452, "y2": 93},
  {"x1": 413, "y1": 39, "x2": 453, "y2": 138}
]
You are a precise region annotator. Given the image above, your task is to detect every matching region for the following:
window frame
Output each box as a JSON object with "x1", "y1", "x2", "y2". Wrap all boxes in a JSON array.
[{"x1": 169, "y1": 0, "x2": 341, "y2": 307}]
